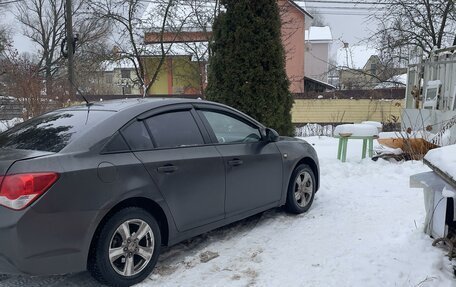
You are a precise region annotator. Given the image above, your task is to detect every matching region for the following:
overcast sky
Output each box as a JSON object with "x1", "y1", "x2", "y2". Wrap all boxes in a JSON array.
[
  {"x1": 302, "y1": 0, "x2": 380, "y2": 48},
  {"x1": 0, "y1": 0, "x2": 380, "y2": 54}
]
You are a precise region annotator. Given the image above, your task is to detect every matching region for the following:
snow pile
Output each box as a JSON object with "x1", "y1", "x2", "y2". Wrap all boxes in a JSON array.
[
  {"x1": 362, "y1": 121, "x2": 383, "y2": 133},
  {"x1": 424, "y1": 144, "x2": 456, "y2": 183},
  {"x1": 0, "y1": 118, "x2": 23, "y2": 132},
  {"x1": 362, "y1": 121, "x2": 382, "y2": 128},
  {"x1": 334, "y1": 124, "x2": 379, "y2": 137},
  {"x1": 374, "y1": 145, "x2": 404, "y2": 156}
]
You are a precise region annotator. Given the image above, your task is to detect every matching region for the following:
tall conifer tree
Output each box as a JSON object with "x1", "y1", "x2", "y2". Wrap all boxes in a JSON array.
[{"x1": 206, "y1": 0, "x2": 293, "y2": 136}]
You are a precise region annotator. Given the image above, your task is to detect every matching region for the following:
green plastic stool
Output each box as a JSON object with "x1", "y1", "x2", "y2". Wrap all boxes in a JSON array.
[{"x1": 336, "y1": 135, "x2": 374, "y2": 162}]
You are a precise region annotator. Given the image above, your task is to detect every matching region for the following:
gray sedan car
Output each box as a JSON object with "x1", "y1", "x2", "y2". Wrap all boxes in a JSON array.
[{"x1": 0, "y1": 98, "x2": 319, "y2": 286}]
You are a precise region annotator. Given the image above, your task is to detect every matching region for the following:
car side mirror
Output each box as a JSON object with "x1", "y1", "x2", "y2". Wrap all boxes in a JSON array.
[{"x1": 262, "y1": 128, "x2": 279, "y2": 142}]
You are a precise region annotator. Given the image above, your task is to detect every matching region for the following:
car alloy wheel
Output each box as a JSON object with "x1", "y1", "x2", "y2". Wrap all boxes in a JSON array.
[
  {"x1": 88, "y1": 207, "x2": 161, "y2": 287},
  {"x1": 294, "y1": 171, "x2": 314, "y2": 208},
  {"x1": 109, "y1": 219, "x2": 155, "y2": 277},
  {"x1": 285, "y1": 164, "x2": 316, "y2": 214}
]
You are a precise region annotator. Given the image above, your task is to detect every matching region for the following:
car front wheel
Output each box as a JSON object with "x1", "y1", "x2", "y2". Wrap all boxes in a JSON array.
[
  {"x1": 285, "y1": 164, "x2": 316, "y2": 214},
  {"x1": 88, "y1": 207, "x2": 161, "y2": 287}
]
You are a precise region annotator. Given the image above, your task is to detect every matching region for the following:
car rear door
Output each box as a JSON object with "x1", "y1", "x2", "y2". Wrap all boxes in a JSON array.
[
  {"x1": 194, "y1": 104, "x2": 283, "y2": 217},
  {"x1": 125, "y1": 104, "x2": 226, "y2": 232}
]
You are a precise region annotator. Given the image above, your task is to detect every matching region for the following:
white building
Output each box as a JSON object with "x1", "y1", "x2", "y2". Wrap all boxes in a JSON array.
[{"x1": 304, "y1": 26, "x2": 333, "y2": 83}]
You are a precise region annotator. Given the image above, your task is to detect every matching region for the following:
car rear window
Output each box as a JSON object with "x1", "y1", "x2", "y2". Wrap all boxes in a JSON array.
[{"x1": 0, "y1": 110, "x2": 114, "y2": 152}]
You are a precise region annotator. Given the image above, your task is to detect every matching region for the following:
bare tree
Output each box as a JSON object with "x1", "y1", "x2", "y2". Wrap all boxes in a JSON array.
[
  {"x1": 171, "y1": 42, "x2": 209, "y2": 95},
  {"x1": 0, "y1": 1, "x2": 12, "y2": 55},
  {"x1": 306, "y1": 7, "x2": 327, "y2": 27},
  {"x1": 0, "y1": 26, "x2": 10, "y2": 54},
  {"x1": 89, "y1": 0, "x2": 219, "y2": 97},
  {"x1": 369, "y1": 0, "x2": 456, "y2": 61},
  {"x1": 89, "y1": 0, "x2": 173, "y2": 97},
  {"x1": 14, "y1": 0, "x2": 110, "y2": 100},
  {"x1": 0, "y1": 49, "x2": 58, "y2": 118},
  {"x1": 170, "y1": 0, "x2": 220, "y2": 96}
]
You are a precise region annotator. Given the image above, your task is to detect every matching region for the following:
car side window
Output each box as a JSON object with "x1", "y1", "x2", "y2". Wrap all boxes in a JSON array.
[
  {"x1": 201, "y1": 110, "x2": 261, "y2": 144},
  {"x1": 102, "y1": 131, "x2": 130, "y2": 153},
  {"x1": 121, "y1": 120, "x2": 154, "y2": 151},
  {"x1": 144, "y1": 110, "x2": 204, "y2": 149}
]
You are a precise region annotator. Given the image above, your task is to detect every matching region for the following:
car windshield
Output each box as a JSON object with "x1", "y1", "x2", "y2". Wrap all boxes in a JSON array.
[{"x1": 0, "y1": 109, "x2": 114, "y2": 152}]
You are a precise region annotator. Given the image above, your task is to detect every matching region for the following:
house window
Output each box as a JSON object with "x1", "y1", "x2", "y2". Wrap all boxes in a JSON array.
[
  {"x1": 121, "y1": 69, "x2": 131, "y2": 79},
  {"x1": 105, "y1": 74, "x2": 113, "y2": 84},
  {"x1": 123, "y1": 86, "x2": 132, "y2": 95},
  {"x1": 370, "y1": 64, "x2": 377, "y2": 75}
]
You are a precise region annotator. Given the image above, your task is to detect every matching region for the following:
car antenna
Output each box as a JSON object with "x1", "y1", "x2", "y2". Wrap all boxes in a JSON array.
[
  {"x1": 70, "y1": 80, "x2": 94, "y2": 124},
  {"x1": 70, "y1": 80, "x2": 94, "y2": 107}
]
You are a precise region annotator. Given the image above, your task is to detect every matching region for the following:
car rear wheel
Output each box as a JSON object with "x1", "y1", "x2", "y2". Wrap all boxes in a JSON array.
[
  {"x1": 88, "y1": 207, "x2": 161, "y2": 287},
  {"x1": 285, "y1": 164, "x2": 316, "y2": 214}
]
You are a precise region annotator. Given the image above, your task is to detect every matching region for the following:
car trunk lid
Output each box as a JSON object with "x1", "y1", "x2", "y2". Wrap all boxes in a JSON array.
[{"x1": 0, "y1": 149, "x2": 54, "y2": 175}]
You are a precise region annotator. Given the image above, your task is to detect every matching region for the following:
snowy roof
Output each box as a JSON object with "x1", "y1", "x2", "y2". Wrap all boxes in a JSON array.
[
  {"x1": 291, "y1": 1, "x2": 313, "y2": 17},
  {"x1": 424, "y1": 144, "x2": 456, "y2": 187},
  {"x1": 305, "y1": 26, "x2": 332, "y2": 42},
  {"x1": 102, "y1": 59, "x2": 137, "y2": 72},
  {"x1": 101, "y1": 58, "x2": 135, "y2": 72},
  {"x1": 141, "y1": 0, "x2": 216, "y2": 32},
  {"x1": 337, "y1": 45, "x2": 377, "y2": 69},
  {"x1": 304, "y1": 76, "x2": 336, "y2": 90},
  {"x1": 374, "y1": 73, "x2": 407, "y2": 89}
]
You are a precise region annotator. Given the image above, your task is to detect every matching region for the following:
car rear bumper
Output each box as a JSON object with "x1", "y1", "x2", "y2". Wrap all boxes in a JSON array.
[
  {"x1": 0, "y1": 255, "x2": 17, "y2": 274},
  {"x1": 0, "y1": 206, "x2": 98, "y2": 275}
]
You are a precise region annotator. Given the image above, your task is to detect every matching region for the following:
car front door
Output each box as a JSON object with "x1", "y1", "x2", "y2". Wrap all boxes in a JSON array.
[
  {"x1": 195, "y1": 105, "x2": 283, "y2": 217},
  {"x1": 123, "y1": 105, "x2": 226, "y2": 232}
]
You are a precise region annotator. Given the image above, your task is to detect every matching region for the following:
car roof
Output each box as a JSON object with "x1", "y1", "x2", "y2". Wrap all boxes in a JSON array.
[
  {"x1": 55, "y1": 97, "x2": 265, "y2": 153},
  {"x1": 59, "y1": 98, "x2": 203, "y2": 113}
]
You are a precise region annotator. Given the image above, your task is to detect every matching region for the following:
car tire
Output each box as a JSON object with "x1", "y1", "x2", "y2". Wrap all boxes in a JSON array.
[
  {"x1": 285, "y1": 164, "x2": 316, "y2": 214},
  {"x1": 88, "y1": 207, "x2": 161, "y2": 287}
]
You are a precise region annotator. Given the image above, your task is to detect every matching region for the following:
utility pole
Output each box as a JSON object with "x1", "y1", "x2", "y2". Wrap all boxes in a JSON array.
[{"x1": 66, "y1": 0, "x2": 75, "y2": 99}]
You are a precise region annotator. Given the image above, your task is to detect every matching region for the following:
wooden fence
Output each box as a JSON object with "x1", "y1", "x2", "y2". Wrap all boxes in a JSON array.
[{"x1": 291, "y1": 88, "x2": 405, "y2": 125}]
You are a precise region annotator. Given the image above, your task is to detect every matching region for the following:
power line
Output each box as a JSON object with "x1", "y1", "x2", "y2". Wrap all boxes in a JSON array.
[
  {"x1": 312, "y1": 12, "x2": 377, "y2": 15},
  {"x1": 306, "y1": 6, "x2": 386, "y2": 10},
  {"x1": 295, "y1": 0, "x2": 422, "y2": 4}
]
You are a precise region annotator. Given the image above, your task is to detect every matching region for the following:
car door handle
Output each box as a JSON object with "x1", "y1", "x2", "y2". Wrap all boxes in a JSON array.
[
  {"x1": 228, "y1": 159, "x2": 243, "y2": 167},
  {"x1": 157, "y1": 165, "x2": 178, "y2": 173}
]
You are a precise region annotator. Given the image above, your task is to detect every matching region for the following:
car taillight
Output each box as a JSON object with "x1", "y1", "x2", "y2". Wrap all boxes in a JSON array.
[{"x1": 0, "y1": 173, "x2": 59, "y2": 210}]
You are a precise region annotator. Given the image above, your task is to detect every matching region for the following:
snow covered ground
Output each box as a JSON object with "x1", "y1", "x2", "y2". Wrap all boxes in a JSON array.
[{"x1": 1, "y1": 136, "x2": 455, "y2": 287}]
